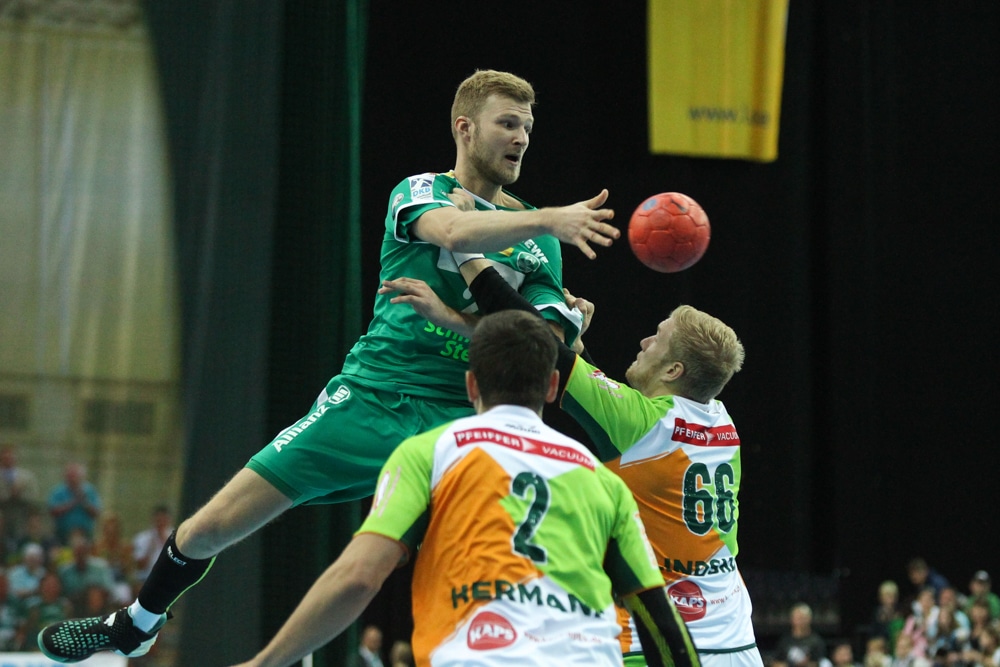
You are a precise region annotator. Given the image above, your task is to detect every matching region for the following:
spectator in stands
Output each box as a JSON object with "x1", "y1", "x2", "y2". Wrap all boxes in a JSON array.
[
  {"x1": 930, "y1": 603, "x2": 970, "y2": 665},
  {"x1": 938, "y1": 587, "x2": 971, "y2": 644},
  {"x1": 966, "y1": 572, "x2": 1000, "y2": 622},
  {"x1": 892, "y1": 633, "x2": 931, "y2": 667},
  {"x1": 92, "y1": 510, "x2": 135, "y2": 603},
  {"x1": 130, "y1": 505, "x2": 173, "y2": 590},
  {"x1": 15, "y1": 571, "x2": 72, "y2": 651},
  {"x1": 864, "y1": 636, "x2": 891, "y2": 667},
  {"x1": 964, "y1": 625, "x2": 1000, "y2": 667},
  {"x1": 873, "y1": 580, "x2": 907, "y2": 648},
  {"x1": 389, "y1": 639, "x2": 414, "y2": 667},
  {"x1": 47, "y1": 462, "x2": 102, "y2": 543},
  {"x1": 901, "y1": 587, "x2": 940, "y2": 660},
  {"x1": 772, "y1": 603, "x2": 829, "y2": 667},
  {"x1": 907, "y1": 558, "x2": 951, "y2": 606},
  {"x1": 353, "y1": 624, "x2": 384, "y2": 667},
  {"x1": 15, "y1": 509, "x2": 58, "y2": 567},
  {"x1": 8, "y1": 542, "x2": 46, "y2": 599},
  {"x1": 57, "y1": 531, "x2": 116, "y2": 616},
  {"x1": 966, "y1": 600, "x2": 996, "y2": 662},
  {"x1": 832, "y1": 640, "x2": 861, "y2": 667},
  {"x1": 0, "y1": 442, "x2": 41, "y2": 540}
]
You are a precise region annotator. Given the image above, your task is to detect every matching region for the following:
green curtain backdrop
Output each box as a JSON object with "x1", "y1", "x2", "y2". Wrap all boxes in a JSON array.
[{"x1": 144, "y1": 1, "x2": 366, "y2": 664}]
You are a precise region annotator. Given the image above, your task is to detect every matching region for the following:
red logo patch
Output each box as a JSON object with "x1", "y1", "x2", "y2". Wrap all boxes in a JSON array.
[
  {"x1": 467, "y1": 611, "x2": 518, "y2": 650},
  {"x1": 669, "y1": 580, "x2": 707, "y2": 621},
  {"x1": 671, "y1": 418, "x2": 740, "y2": 447}
]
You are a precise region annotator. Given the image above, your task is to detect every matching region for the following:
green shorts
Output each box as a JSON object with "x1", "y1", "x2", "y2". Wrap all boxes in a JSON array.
[{"x1": 247, "y1": 374, "x2": 473, "y2": 506}]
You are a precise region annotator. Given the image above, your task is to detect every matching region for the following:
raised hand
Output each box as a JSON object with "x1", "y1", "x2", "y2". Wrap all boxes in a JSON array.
[{"x1": 544, "y1": 189, "x2": 618, "y2": 260}]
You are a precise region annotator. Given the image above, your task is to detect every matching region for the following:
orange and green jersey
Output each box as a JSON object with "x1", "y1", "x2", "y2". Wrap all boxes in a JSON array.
[
  {"x1": 561, "y1": 357, "x2": 758, "y2": 655},
  {"x1": 357, "y1": 404, "x2": 666, "y2": 667}
]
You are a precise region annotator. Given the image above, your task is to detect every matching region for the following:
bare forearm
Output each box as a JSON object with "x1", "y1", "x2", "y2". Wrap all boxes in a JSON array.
[{"x1": 420, "y1": 208, "x2": 550, "y2": 253}]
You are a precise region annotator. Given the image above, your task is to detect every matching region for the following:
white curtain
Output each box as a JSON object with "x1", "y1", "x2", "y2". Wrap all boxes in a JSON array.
[{"x1": 0, "y1": 8, "x2": 182, "y2": 539}]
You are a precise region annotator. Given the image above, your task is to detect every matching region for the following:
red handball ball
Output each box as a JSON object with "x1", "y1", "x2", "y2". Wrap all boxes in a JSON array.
[{"x1": 628, "y1": 192, "x2": 711, "y2": 273}]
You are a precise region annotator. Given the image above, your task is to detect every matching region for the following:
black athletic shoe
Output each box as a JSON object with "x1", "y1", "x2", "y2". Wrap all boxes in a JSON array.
[{"x1": 37, "y1": 606, "x2": 167, "y2": 663}]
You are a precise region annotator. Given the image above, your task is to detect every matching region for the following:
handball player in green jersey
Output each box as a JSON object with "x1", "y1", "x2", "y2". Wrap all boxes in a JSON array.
[{"x1": 38, "y1": 69, "x2": 618, "y2": 662}]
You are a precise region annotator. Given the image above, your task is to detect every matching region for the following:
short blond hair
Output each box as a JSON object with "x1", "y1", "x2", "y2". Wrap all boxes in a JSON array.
[
  {"x1": 667, "y1": 305, "x2": 744, "y2": 403},
  {"x1": 451, "y1": 70, "x2": 535, "y2": 138}
]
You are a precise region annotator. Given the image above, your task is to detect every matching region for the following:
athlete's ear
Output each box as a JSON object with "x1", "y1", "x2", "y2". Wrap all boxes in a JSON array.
[
  {"x1": 466, "y1": 370, "x2": 481, "y2": 410},
  {"x1": 544, "y1": 370, "x2": 560, "y2": 404},
  {"x1": 455, "y1": 115, "x2": 473, "y2": 141}
]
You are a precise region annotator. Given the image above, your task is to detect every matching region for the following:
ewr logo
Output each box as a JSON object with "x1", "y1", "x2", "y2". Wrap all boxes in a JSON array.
[
  {"x1": 468, "y1": 611, "x2": 517, "y2": 650},
  {"x1": 669, "y1": 580, "x2": 707, "y2": 621}
]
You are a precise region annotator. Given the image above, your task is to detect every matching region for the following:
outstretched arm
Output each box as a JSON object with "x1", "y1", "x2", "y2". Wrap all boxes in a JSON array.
[
  {"x1": 622, "y1": 588, "x2": 701, "y2": 667},
  {"x1": 229, "y1": 534, "x2": 403, "y2": 667},
  {"x1": 412, "y1": 189, "x2": 619, "y2": 260}
]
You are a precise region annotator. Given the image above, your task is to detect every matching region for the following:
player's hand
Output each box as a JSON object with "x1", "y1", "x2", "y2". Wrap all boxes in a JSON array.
[
  {"x1": 379, "y1": 277, "x2": 475, "y2": 336},
  {"x1": 546, "y1": 189, "x2": 618, "y2": 260},
  {"x1": 563, "y1": 288, "x2": 595, "y2": 337},
  {"x1": 447, "y1": 188, "x2": 476, "y2": 211}
]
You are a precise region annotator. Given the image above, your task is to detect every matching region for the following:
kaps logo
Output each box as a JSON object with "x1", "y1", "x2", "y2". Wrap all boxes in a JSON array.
[
  {"x1": 669, "y1": 580, "x2": 707, "y2": 621},
  {"x1": 467, "y1": 611, "x2": 517, "y2": 650}
]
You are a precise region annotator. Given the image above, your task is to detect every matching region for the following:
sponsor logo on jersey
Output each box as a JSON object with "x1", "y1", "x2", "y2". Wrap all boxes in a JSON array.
[
  {"x1": 468, "y1": 611, "x2": 517, "y2": 650},
  {"x1": 587, "y1": 370, "x2": 624, "y2": 398},
  {"x1": 408, "y1": 175, "x2": 434, "y2": 200},
  {"x1": 452, "y1": 579, "x2": 602, "y2": 618},
  {"x1": 330, "y1": 385, "x2": 350, "y2": 404},
  {"x1": 423, "y1": 321, "x2": 471, "y2": 362},
  {"x1": 516, "y1": 251, "x2": 541, "y2": 273},
  {"x1": 668, "y1": 580, "x2": 708, "y2": 621},
  {"x1": 671, "y1": 418, "x2": 740, "y2": 446},
  {"x1": 391, "y1": 192, "x2": 404, "y2": 215},
  {"x1": 523, "y1": 239, "x2": 549, "y2": 264},
  {"x1": 454, "y1": 427, "x2": 595, "y2": 470},
  {"x1": 271, "y1": 403, "x2": 331, "y2": 452}
]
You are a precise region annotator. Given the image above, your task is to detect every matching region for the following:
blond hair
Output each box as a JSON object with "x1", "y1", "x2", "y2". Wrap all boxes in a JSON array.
[
  {"x1": 667, "y1": 305, "x2": 745, "y2": 403},
  {"x1": 451, "y1": 70, "x2": 535, "y2": 138}
]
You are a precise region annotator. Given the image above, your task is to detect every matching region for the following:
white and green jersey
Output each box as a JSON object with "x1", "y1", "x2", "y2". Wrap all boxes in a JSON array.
[
  {"x1": 358, "y1": 405, "x2": 666, "y2": 667},
  {"x1": 341, "y1": 171, "x2": 581, "y2": 403},
  {"x1": 562, "y1": 357, "x2": 759, "y2": 656}
]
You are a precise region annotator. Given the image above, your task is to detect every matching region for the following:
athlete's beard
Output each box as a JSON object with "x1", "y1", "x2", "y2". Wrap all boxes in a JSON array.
[{"x1": 469, "y1": 129, "x2": 521, "y2": 186}]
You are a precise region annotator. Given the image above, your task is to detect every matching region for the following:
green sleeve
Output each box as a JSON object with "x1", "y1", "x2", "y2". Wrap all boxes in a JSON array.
[
  {"x1": 561, "y1": 357, "x2": 673, "y2": 462},
  {"x1": 356, "y1": 422, "x2": 449, "y2": 556},
  {"x1": 600, "y1": 467, "x2": 665, "y2": 595}
]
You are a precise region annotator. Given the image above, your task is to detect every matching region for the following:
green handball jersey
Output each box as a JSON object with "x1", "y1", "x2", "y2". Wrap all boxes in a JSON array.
[
  {"x1": 359, "y1": 405, "x2": 665, "y2": 666},
  {"x1": 341, "y1": 171, "x2": 582, "y2": 403}
]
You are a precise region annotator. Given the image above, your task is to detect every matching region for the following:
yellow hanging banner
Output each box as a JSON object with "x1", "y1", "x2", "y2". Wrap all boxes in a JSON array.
[{"x1": 648, "y1": 0, "x2": 789, "y2": 162}]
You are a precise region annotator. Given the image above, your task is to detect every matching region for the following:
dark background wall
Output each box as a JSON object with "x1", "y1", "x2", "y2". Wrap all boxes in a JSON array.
[{"x1": 147, "y1": 0, "x2": 999, "y2": 663}]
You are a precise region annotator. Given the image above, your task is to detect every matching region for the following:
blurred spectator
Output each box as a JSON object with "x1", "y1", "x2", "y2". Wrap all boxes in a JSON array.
[
  {"x1": 908, "y1": 558, "x2": 951, "y2": 607},
  {"x1": 930, "y1": 603, "x2": 970, "y2": 665},
  {"x1": 0, "y1": 442, "x2": 41, "y2": 540},
  {"x1": 7, "y1": 542, "x2": 46, "y2": 599},
  {"x1": 966, "y1": 600, "x2": 996, "y2": 661},
  {"x1": 832, "y1": 640, "x2": 861, "y2": 667},
  {"x1": 15, "y1": 509, "x2": 58, "y2": 567},
  {"x1": 15, "y1": 571, "x2": 72, "y2": 651},
  {"x1": 772, "y1": 603, "x2": 829, "y2": 667},
  {"x1": 353, "y1": 624, "x2": 384, "y2": 667},
  {"x1": 965, "y1": 626, "x2": 1000, "y2": 667},
  {"x1": 966, "y1": 572, "x2": 1000, "y2": 622},
  {"x1": 864, "y1": 636, "x2": 892, "y2": 667},
  {"x1": 0, "y1": 571, "x2": 21, "y2": 651},
  {"x1": 56, "y1": 532, "x2": 116, "y2": 616},
  {"x1": 901, "y1": 587, "x2": 940, "y2": 660},
  {"x1": 892, "y1": 633, "x2": 932, "y2": 667},
  {"x1": 873, "y1": 580, "x2": 907, "y2": 648},
  {"x1": 92, "y1": 510, "x2": 134, "y2": 603},
  {"x1": 131, "y1": 504, "x2": 173, "y2": 588},
  {"x1": 389, "y1": 639, "x2": 414, "y2": 667},
  {"x1": 47, "y1": 462, "x2": 102, "y2": 543}
]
